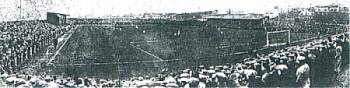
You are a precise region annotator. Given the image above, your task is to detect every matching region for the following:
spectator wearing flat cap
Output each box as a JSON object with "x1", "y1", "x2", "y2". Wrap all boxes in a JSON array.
[
  {"x1": 198, "y1": 70, "x2": 209, "y2": 88},
  {"x1": 212, "y1": 65, "x2": 228, "y2": 87},
  {"x1": 273, "y1": 56, "x2": 289, "y2": 87},
  {"x1": 165, "y1": 80, "x2": 179, "y2": 88},
  {"x1": 188, "y1": 72, "x2": 199, "y2": 87},
  {"x1": 296, "y1": 56, "x2": 310, "y2": 88}
]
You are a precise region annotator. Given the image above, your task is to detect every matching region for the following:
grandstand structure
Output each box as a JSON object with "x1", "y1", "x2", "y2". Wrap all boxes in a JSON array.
[
  {"x1": 47, "y1": 12, "x2": 69, "y2": 25},
  {"x1": 204, "y1": 13, "x2": 268, "y2": 30}
]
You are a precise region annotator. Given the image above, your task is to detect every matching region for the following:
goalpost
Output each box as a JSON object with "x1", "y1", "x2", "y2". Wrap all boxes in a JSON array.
[{"x1": 266, "y1": 30, "x2": 291, "y2": 47}]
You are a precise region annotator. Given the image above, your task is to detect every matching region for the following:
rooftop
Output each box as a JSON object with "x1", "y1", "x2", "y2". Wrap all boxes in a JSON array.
[
  {"x1": 203, "y1": 14, "x2": 267, "y2": 20},
  {"x1": 47, "y1": 12, "x2": 70, "y2": 16}
]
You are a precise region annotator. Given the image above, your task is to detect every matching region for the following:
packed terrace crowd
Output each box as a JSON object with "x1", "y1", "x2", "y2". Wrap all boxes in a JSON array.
[
  {"x1": 0, "y1": 21, "x2": 70, "y2": 73},
  {"x1": 117, "y1": 33, "x2": 348, "y2": 88},
  {"x1": 0, "y1": 20, "x2": 348, "y2": 87}
]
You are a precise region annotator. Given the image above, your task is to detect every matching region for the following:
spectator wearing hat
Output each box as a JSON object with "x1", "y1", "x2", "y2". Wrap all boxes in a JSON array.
[
  {"x1": 45, "y1": 76, "x2": 59, "y2": 88},
  {"x1": 143, "y1": 76, "x2": 154, "y2": 87},
  {"x1": 273, "y1": 56, "x2": 289, "y2": 87},
  {"x1": 188, "y1": 72, "x2": 199, "y2": 87},
  {"x1": 198, "y1": 65, "x2": 206, "y2": 73},
  {"x1": 0, "y1": 73, "x2": 9, "y2": 87},
  {"x1": 34, "y1": 77, "x2": 48, "y2": 87},
  {"x1": 229, "y1": 66, "x2": 243, "y2": 87},
  {"x1": 165, "y1": 80, "x2": 179, "y2": 88},
  {"x1": 212, "y1": 65, "x2": 228, "y2": 87},
  {"x1": 207, "y1": 66, "x2": 215, "y2": 76},
  {"x1": 178, "y1": 69, "x2": 190, "y2": 87},
  {"x1": 243, "y1": 63, "x2": 259, "y2": 87},
  {"x1": 296, "y1": 56, "x2": 310, "y2": 88},
  {"x1": 64, "y1": 77, "x2": 75, "y2": 88},
  {"x1": 83, "y1": 77, "x2": 91, "y2": 87},
  {"x1": 334, "y1": 43, "x2": 343, "y2": 74},
  {"x1": 121, "y1": 80, "x2": 132, "y2": 87},
  {"x1": 259, "y1": 57, "x2": 270, "y2": 73},
  {"x1": 259, "y1": 57, "x2": 273, "y2": 87},
  {"x1": 198, "y1": 70, "x2": 209, "y2": 88},
  {"x1": 135, "y1": 77, "x2": 148, "y2": 88}
]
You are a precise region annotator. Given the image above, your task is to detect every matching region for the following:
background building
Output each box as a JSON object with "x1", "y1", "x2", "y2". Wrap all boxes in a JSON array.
[
  {"x1": 204, "y1": 13, "x2": 268, "y2": 29},
  {"x1": 311, "y1": 4, "x2": 349, "y2": 24},
  {"x1": 47, "y1": 12, "x2": 68, "y2": 25}
]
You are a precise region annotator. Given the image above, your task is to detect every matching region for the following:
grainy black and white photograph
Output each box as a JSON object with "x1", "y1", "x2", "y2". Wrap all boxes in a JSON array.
[{"x1": 0, "y1": 0, "x2": 349, "y2": 87}]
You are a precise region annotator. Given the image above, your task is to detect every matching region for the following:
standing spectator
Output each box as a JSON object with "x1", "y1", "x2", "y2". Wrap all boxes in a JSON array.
[
  {"x1": 296, "y1": 56, "x2": 310, "y2": 88},
  {"x1": 334, "y1": 43, "x2": 342, "y2": 73},
  {"x1": 198, "y1": 70, "x2": 209, "y2": 88},
  {"x1": 212, "y1": 66, "x2": 228, "y2": 87},
  {"x1": 273, "y1": 57, "x2": 289, "y2": 87},
  {"x1": 188, "y1": 72, "x2": 199, "y2": 87}
]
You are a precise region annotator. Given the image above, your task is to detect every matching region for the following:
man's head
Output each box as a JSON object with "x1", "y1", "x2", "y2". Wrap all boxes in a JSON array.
[
  {"x1": 44, "y1": 76, "x2": 53, "y2": 82},
  {"x1": 199, "y1": 65, "x2": 205, "y2": 70},
  {"x1": 138, "y1": 77, "x2": 143, "y2": 81},
  {"x1": 183, "y1": 69, "x2": 190, "y2": 73},
  {"x1": 296, "y1": 56, "x2": 306, "y2": 64}
]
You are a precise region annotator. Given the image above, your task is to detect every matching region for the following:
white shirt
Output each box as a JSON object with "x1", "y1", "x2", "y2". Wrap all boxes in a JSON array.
[
  {"x1": 275, "y1": 64, "x2": 288, "y2": 76},
  {"x1": 296, "y1": 63, "x2": 310, "y2": 88},
  {"x1": 336, "y1": 46, "x2": 342, "y2": 55},
  {"x1": 243, "y1": 69, "x2": 257, "y2": 79},
  {"x1": 47, "y1": 81, "x2": 60, "y2": 88}
]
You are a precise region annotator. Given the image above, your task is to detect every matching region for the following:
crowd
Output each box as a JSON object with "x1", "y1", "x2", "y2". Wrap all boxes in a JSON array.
[
  {"x1": 0, "y1": 21, "x2": 71, "y2": 73},
  {"x1": 116, "y1": 33, "x2": 348, "y2": 88},
  {"x1": 0, "y1": 29, "x2": 347, "y2": 88},
  {"x1": 0, "y1": 20, "x2": 349, "y2": 87}
]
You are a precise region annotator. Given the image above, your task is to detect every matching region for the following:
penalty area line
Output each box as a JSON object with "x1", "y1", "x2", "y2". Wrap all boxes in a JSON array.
[{"x1": 131, "y1": 44, "x2": 164, "y2": 61}]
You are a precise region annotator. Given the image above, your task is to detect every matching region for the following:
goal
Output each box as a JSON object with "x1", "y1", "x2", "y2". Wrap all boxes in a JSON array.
[{"x1": 266, "y1": 30, "x2": 291, "y2": 47}]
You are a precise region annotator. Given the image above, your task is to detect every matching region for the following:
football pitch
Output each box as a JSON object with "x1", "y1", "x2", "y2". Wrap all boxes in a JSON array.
[{"x1": 48, "y1": 23, "x2": 319, "y2": 79}]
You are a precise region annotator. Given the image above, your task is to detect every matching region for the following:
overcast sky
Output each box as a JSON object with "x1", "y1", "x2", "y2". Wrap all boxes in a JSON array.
[
  {"x1": 48, "y1": 0, "x2": 349, "y2": 17},
  {"x1": 0, "y1": 0, "x2": 349, "y2": 20}
]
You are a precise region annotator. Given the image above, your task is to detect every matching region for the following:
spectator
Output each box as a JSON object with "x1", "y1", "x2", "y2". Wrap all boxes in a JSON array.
[
  {"x1": 0, "y1": 21, "x2": 348, "y2": 87},
  {"x1": 334, "y1": 43, "x2": 342, "y2": 73},
  {"x1": 296, "y1": 56, "x2": 310, "y2": 88}
]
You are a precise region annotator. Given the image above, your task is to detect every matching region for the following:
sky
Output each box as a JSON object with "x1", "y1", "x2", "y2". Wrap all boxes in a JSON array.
[
  {"x1": 0, "y1": 0, "x2": 349, "y2": 20},
  {"x1": 48, "y1": 0, "x2": 349, "y2": 17}
]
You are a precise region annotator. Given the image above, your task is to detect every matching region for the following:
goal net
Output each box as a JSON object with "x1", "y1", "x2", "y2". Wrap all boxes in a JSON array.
[{"x1": 266, "y1": 30, "x2": 290, "y2": 47}]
